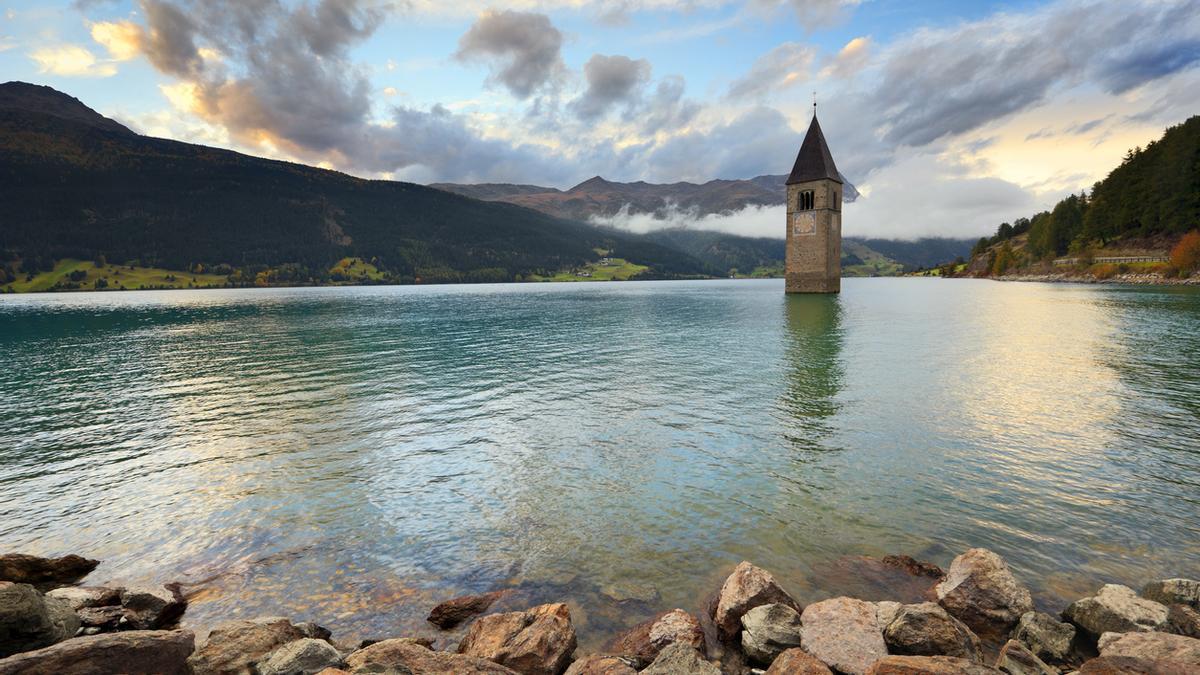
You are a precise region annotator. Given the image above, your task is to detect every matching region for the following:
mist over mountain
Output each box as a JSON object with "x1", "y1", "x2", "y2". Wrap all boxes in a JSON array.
[{"x1": 432, "y1": 174, "x2": 860, "y2": 223}]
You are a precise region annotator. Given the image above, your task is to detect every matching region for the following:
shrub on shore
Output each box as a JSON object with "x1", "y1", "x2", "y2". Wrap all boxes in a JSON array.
[
  {"x1": 1090, "y1": 263, "x2": 1119, "y2": 280},
  {"x1": 1170, "y1": 230, "x2": 1200, "y2": 275}
]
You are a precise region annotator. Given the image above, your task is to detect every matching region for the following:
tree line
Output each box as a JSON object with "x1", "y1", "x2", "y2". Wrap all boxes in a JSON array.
[{"x1": 971, "y1": 115, "x2": 1200, "y2": 261}]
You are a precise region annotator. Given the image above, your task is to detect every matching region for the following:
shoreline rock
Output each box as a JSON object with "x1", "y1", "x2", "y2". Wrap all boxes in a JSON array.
[
  {"x1": 0, "y1": 582, "x2": 80, "y2": 658},
  {"x1": 457, "y1": 603, "x2": 577, "y2": 675},
  {"x1": 0, "y1": 630, "x2": 193, "y2": 675},
  {"x1": 934, "y1": 548, "x2": 1033, "y2": 638},
  {"x1": 882, "y1": 602, "x2": 982, "y2": 663},
  {"x1": 1012, "y1": 610, "x2": 1075, "y2": 664},
  {"x1": 711, "y1": 561, "x2": 801, "y2": 641},
  {"x1": 605, "y1": 608, "x2": 705, "y2": 667},
  {"x1": 800, "y1": 597, "x2": 888, "y2": 675},
  {"x1": 1, "y1": 549, "x2": 1198, "y2": 675},
  {"x1": 740, "y1": 603, "x2": 803, "y2": 665},
  {"x1": 0, "y1": 555, "x2": 99, "y2": 591},
  {"x1": 1064, "y1": 584, "x2": 1169, "y2": 638},
  {"x1": 427, "y1": 590, "x2": 509, "y2": 629}
]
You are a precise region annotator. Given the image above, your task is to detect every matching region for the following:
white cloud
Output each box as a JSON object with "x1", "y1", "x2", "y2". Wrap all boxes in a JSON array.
[
  {"x1": 727, "y1": 42, "x2": 815, "y2": 99},
  {"x1": 591, "y1": 202, "x2": 784, "y2": 238},
  {"x1": 845, "y1": 152, "x2": 1038, "y2": 239},
  {"x1": 29, "y1": 44, "x2": 117, "y2": 77}
]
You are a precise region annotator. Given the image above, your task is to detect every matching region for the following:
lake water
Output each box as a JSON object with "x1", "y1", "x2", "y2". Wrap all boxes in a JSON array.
[{"x1": 1, "y1": 278, "x2": 1198, "y2": 645}]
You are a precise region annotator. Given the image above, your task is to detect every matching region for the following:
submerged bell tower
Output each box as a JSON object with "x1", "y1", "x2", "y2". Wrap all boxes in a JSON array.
[{"x1": 785, "y1": 107, "x2": 842, "y2": 294}]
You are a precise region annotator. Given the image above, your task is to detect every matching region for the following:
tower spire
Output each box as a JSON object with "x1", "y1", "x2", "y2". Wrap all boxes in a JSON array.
[{"x1": 786, "y1": 114, "x2": 841, "y2": 185}]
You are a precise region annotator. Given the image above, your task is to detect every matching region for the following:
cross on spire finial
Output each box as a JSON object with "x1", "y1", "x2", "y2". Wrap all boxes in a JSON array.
[{"x1": 813, "y1": 91, "x2": 817, "y2": 117}]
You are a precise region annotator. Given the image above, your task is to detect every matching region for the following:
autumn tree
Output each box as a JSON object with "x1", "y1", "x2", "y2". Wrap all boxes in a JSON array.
[{"x1": 1172, "y1": 230, "x2": 1200, "y2": 274}]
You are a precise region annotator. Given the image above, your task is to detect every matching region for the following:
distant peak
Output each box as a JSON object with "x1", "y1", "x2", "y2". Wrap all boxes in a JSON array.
[
  {"x1": 569, "y1": 176, "x2": 614, "y2": 192},
  {"x1": 0, "y1": 81, "x2": 132, "y2": 135}
]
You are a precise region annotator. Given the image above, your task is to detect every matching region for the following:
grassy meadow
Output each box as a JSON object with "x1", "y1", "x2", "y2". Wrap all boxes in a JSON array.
[{"x1": 5, "y1": 259, "x2": 228, "y2": 293}]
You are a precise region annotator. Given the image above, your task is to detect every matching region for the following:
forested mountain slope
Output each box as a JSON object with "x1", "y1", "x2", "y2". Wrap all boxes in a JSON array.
[{"x1": 0, "y1": 82, "x2": 707, "y2": 285}]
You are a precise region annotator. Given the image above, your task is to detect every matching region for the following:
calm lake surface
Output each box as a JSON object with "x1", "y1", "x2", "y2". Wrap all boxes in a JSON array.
[{"x1": 2, "y1": 278, "x2": 1199, "y2": 644}]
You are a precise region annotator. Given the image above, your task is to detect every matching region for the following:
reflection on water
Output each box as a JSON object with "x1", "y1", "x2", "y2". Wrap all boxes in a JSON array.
[
  {"x1": 780, "y1": 294, "x2": 843, "y2": 451},
  {"x1": 1, "y1": 279, "x2": 1198, "y2": 644}
]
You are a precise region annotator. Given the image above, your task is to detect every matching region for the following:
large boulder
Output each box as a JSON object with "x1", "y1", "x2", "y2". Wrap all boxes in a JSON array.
[
  {"x1": 345, "y1": 638, "x2": 517, "y2": 673},
  {"x1": 865, "y1": 655, "x2": 1001, "y2": 674},
  {"x1": 1141, "y1": 579, "x2": 1200, "y2": 608},
  {"x1": 562, "y1": 654, "x2": 637, "y2": 675},
  {"x1": 605, "y1": 609, "x2": 704, "y2": 667},
  {"x1": 428, "y1": 590, "x2": 509, "y2": 629},
  {"x1": 188, "y1": 617, "x2": 308, "y2": 675},
  {"x1": 0, "y1": 629, "x2": 194, "y2": 675},
  {"x1": 0, "y1": 555, "x2": 99, "y2": 590},
  {"x1": 457, "y1": 603, "x2": 577, "y2": 675},
  {"x1": 119, "y1": 584, "x2": 187, "y2": 630},
  {"x1": 765, "y1": 648, "x2": 834, "y2": 674},
  {"x1": 800, "y1": 597, "x2": 887, "y2": 675},
  {"x1": 1166, "y1": 603, "x2": 1200, "y2": 638},
  {"x1": 258, "y1": 638, "x2": 344, "y2": 675},
  {"x1": 0, "y1": 582, "x2": 80, "y2": 658},
  {"x1": 882, "y1": 602, "x2": 982, "y2": 662},
  {"x1": 933, "y1": 549, "x2": 1033, "y2": 637},
  {"x1": 1063, "y1": 584, "x2": 1168, "y2": 638},
  {"x1": 993, "y1": 639, "x2": 1054, "y2": 675},
  {"x1": 741, "y1": 603, "x2": 803, "y2": 665},
  {"x1": 711, "y1": 562, "x2": 800, "y2": 641},
  {"x1": 1078, "y1": 655, "x2": 1194, "y2": 674},
  {"x1": 1011, "y1": 611, "x2": 1075, "y2": 665},
  {"x1": 639, "y1": 643, "x2": 720, "y2": 675},
  {"x1": 1096, "y1": 631, "x2": 1200, "y2": 663},
  {"x1": 44, "y1": 587, "x2": 122, "y2": 612}
]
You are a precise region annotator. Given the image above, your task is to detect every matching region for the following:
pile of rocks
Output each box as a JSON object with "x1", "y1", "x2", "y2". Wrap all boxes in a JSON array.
[{"x1": 1, "y1": 549, "x2": 1198, "y2": 674}]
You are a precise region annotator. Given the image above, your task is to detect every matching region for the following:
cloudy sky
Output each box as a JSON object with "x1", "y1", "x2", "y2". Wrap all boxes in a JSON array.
[{"x1": 3, "y1": 0, "x2": 1199, "y2": 239}]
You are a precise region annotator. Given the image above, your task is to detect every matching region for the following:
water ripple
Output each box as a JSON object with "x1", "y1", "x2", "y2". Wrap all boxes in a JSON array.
[{"x1": 1, "y1": 279, "x2": 1199, "y2": 643}]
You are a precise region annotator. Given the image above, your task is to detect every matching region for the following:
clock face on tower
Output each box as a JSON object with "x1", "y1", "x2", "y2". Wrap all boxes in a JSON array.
[{"x1": 792, "y1": 212, "x2": 816, "y2": 236}]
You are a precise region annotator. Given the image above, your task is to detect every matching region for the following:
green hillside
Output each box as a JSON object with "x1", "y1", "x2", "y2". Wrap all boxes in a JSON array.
[
  {"x1": 966, "y1": 115, "x2": 1200, "y2": 274},
  {"x1": 0, "y1": 82, "x2": 708, "y2": 288}
]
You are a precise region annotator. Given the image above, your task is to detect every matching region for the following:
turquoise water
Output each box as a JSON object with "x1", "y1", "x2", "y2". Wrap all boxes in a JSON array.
[{"x1": 1, "y1": 278, "x2": 1198, "y2": 643}]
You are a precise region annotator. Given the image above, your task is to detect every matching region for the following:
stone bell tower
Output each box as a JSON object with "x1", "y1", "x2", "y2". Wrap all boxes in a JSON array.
[{"x1": 785, "y1": 110, "x2": 842, "y2": 294}]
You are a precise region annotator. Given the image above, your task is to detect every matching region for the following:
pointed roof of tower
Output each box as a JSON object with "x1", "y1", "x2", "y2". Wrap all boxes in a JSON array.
[{"x1": 787, "y1": 114, "x2": 842, "y2": 185}]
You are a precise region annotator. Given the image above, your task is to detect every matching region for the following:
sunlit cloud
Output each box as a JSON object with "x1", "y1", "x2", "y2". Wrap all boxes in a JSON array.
[
  {"x1": 29, "y1": 44, "x2": 118, "y2": 77},
  {"x1": 90, "y1": 20, "x2": 142, "y2": 61},
  {"x1": 821, "y1": 36, "x2": 870, "y2": 78}
]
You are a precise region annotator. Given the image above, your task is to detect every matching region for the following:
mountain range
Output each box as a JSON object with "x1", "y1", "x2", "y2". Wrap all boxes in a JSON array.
[
  {"x1": 432, "y1": 175, "x2": 860, "y2": 222},
  {"x1": 1, "y1": 81, "x2": 972, "y2": 289},
  {"x1": 0, "y1": 81, "x2": 706, "y2": 284}
]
